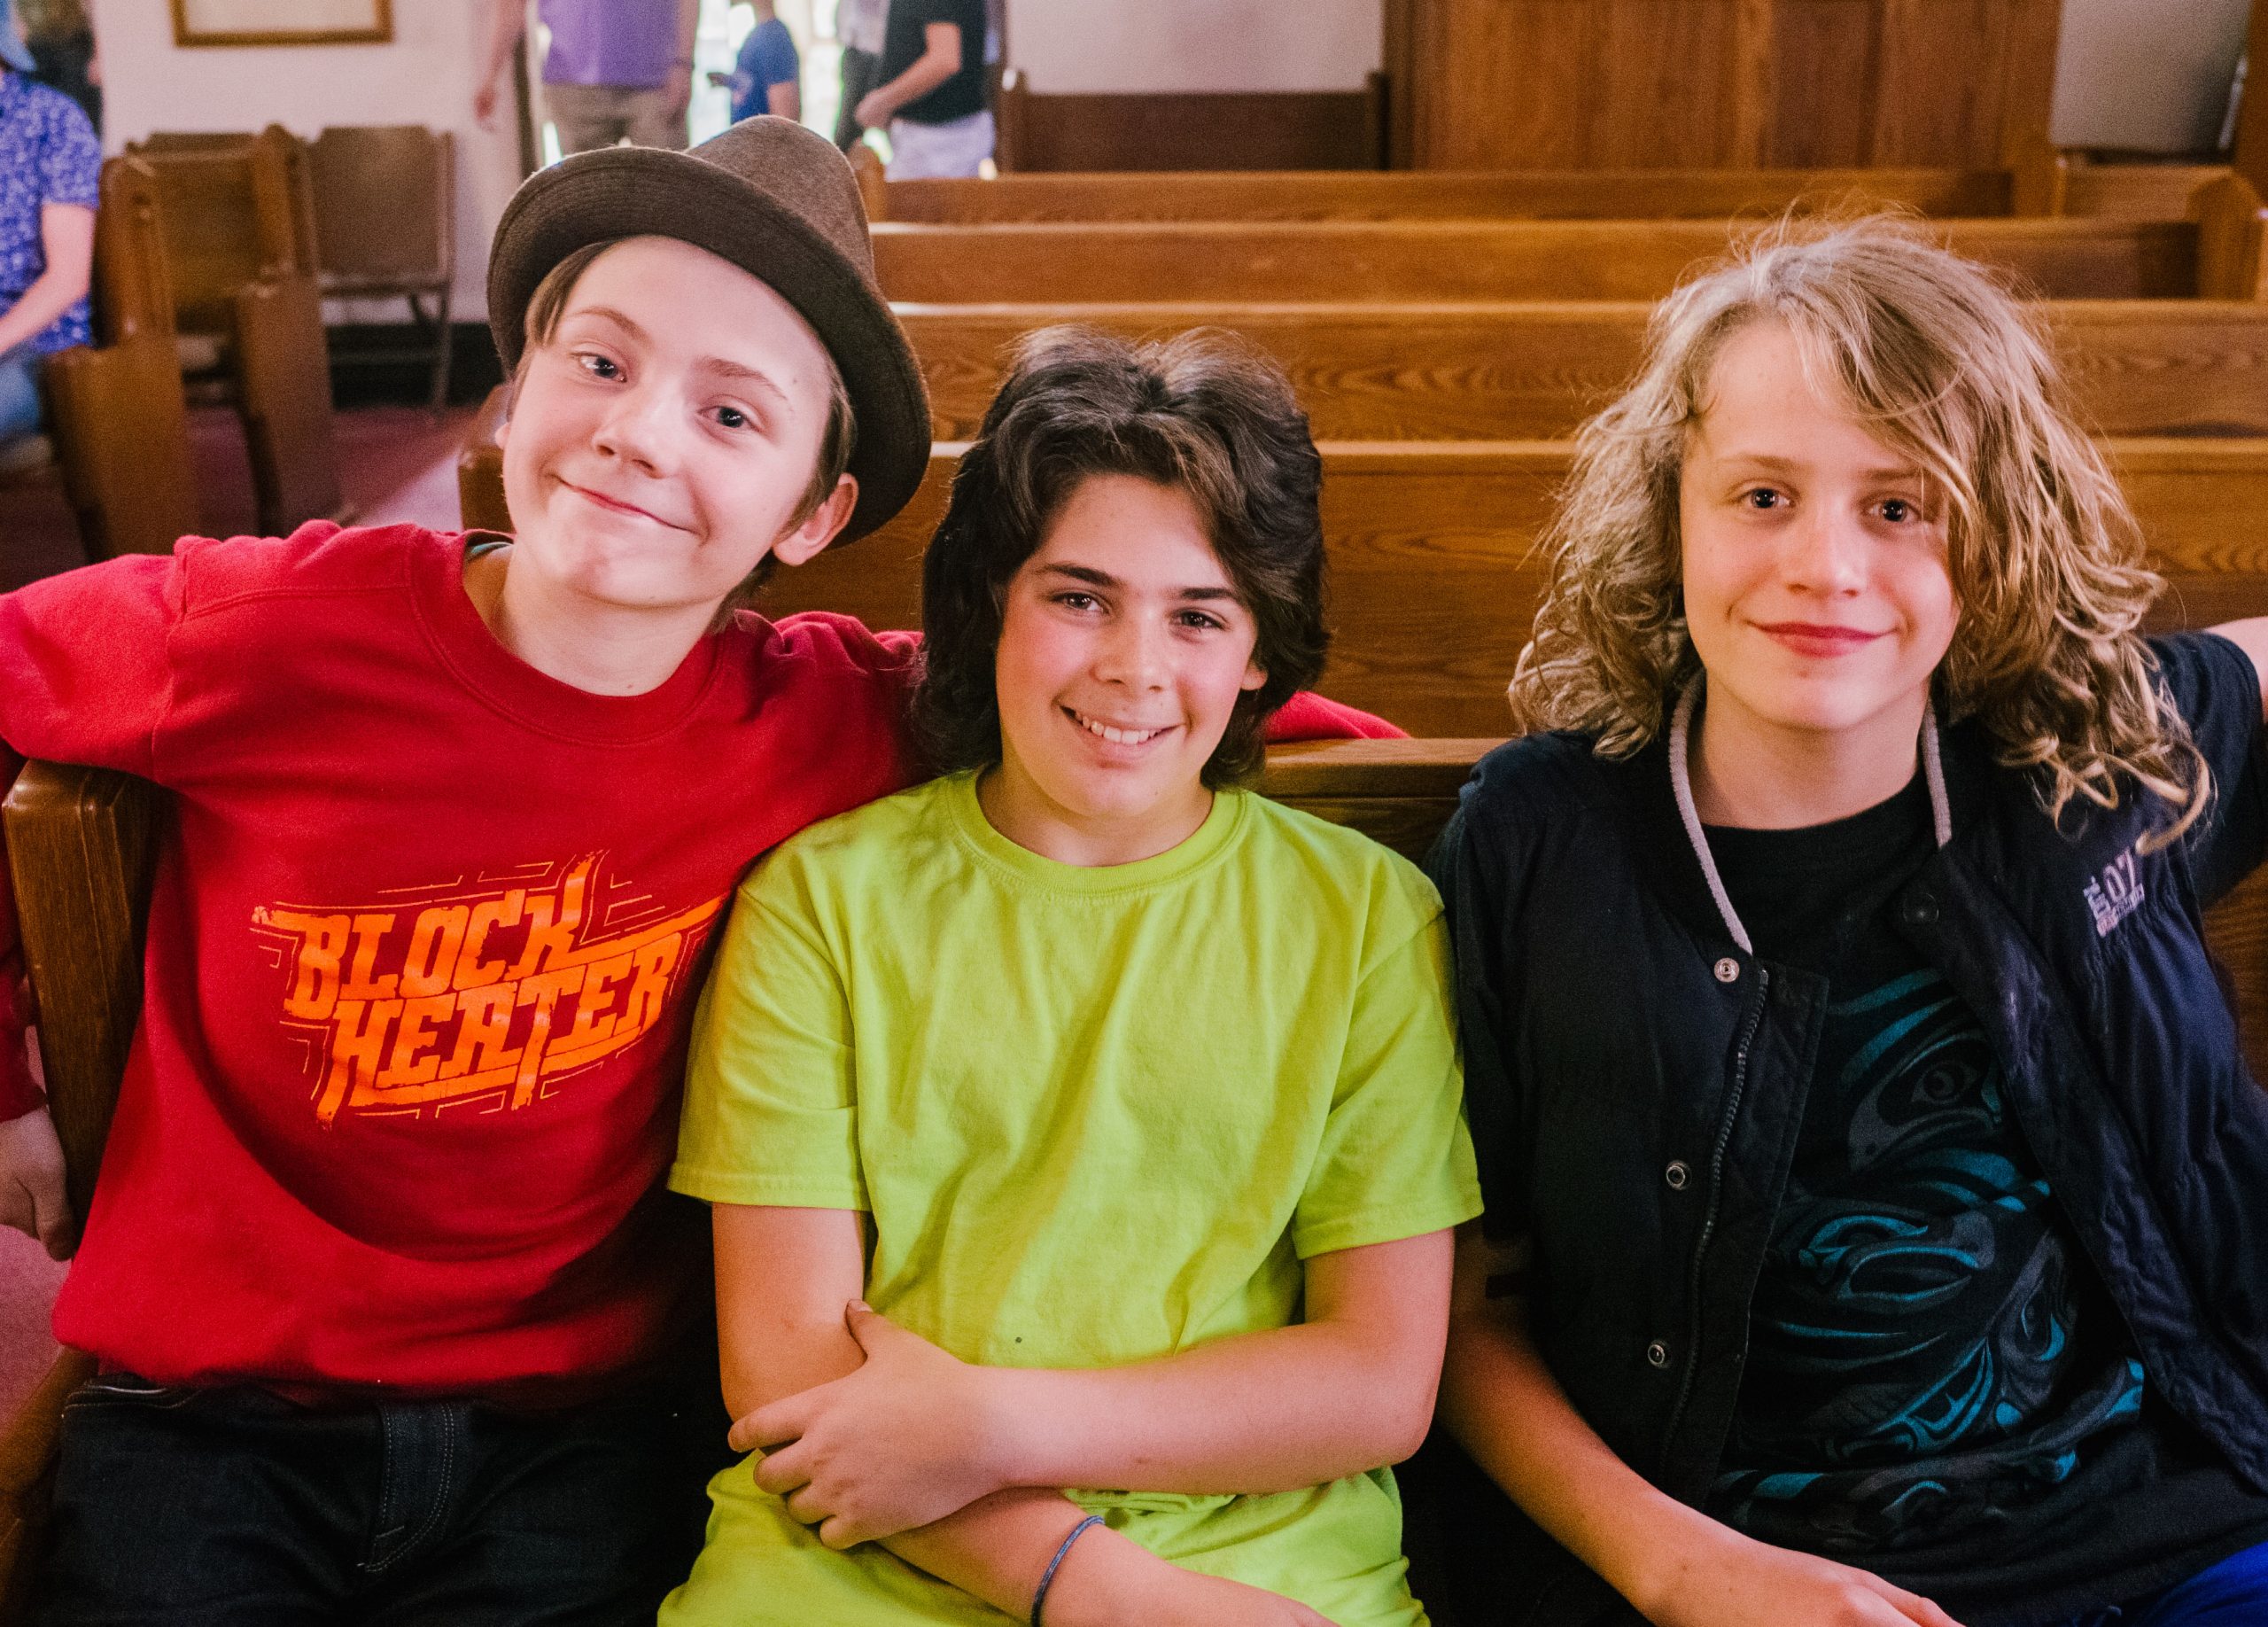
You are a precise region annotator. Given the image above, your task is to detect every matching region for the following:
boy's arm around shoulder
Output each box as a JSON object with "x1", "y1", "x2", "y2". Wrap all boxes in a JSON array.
[{"x1": 0, "y1": 553, "x2": 195, "y2": 1257}]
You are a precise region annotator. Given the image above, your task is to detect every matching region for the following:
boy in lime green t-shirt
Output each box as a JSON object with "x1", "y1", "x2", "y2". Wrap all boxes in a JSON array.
[{"x1": 664, "y1": 327, "x2": 1481, "y2": 1627}]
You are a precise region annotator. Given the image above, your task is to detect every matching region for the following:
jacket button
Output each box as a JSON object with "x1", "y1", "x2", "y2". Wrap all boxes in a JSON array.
[
  {"x1": 1713, "y1": 956, "x2": 1740, "y2": 984},
  {"x1": 1664, "y1": 1160, "x2": 1691, "y2": 1190},
  {"x1": 1646, "y1": 1340, "x2": 1671, "y2": 1369},
  {"x1": 1903, "y1": 892, "x2": 1940, "y2": 926}
]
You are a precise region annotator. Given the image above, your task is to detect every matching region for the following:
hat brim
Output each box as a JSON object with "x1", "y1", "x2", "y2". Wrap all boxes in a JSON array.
[{"x1": 487, "y1": 145, "x2": 929, "y2": 544}]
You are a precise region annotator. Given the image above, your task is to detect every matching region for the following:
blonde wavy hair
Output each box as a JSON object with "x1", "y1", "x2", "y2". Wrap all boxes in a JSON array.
[{"x1": 1511, "y1": 214, "x2": 2206, "y2": 841}]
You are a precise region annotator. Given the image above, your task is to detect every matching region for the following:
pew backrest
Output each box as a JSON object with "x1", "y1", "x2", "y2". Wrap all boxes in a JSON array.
[
  {"x1": 127, "y1": 125, "x2": 317, "y2": 334},
  {"x1": 14, "y1": 741, "x2": 2268, "y2": 1222},
  {"x1": 872, "y1": 217, "x2": 2223, "y2": 304},
  {"x1": 873, "y1": 167, "x2": 2028, "y2": 224},
  {"x1": 897, "y1": 300, "x2": 2268, "y2": 442},
  {"x1": 41, "y1": 157, "x2": 200, "y2": 559},
  {"x1": 456, "y1": 404, "x2": 2268, "y2": 736}
]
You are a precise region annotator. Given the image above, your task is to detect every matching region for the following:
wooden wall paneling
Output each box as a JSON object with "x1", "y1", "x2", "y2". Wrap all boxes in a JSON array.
[
  {"x1": 1401, "y1": 0, "x2": 2062, "y2": 171},
  {"x1": 1382, "y1": 0, "x2": 1416, "y2": 167},
  {"x1": 2235, "y1": 0, "x2": 2268, "y2": 202},
  {"x1": 1869, "y1": 0, "x2": 2060, "y2": 168},
  {"x1": 1437, "y1": 0, "x2": 1589, "y2": 167},
  {"x1": 1769, "y1": 0, "x2": 1881, "y2": 167},
  {"x1": 990, "y1": 78, "x2": 1380, "y2": 171},
  {"x1": 1589, "y1": 0, "x2": 1754, "y2": 167}
]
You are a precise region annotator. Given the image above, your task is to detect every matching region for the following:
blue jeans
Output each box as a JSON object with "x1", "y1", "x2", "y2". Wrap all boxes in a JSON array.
[
  {"x1": 35, "y1": 1362, "x2": 732, "y2": 1625},
  {"x1": 0, "y1": 344, "x2": 43, "y2": 440},
  {"x1": 2051, "y1": 1539, "x2": 2268, "y2": 1627}
]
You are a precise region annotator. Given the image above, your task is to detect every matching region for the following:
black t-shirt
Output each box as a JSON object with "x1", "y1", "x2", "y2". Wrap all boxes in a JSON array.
[
  {"x1": 878, "y1": 0, "x2": 986, "y2": 125},
  {"x1": 1703, "y1": 774, "x2": 2268, "y2": 1624}
]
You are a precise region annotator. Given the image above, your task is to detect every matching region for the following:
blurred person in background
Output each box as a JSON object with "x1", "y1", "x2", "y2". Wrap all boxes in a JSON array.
[
  {"x1": 712, "y1": 0, "x2": 798, "y2": 123},
  {"x1": 832, "y1": 0, "x2": 885, "y2": 152},
  {"x1": 855, "y1": 0, "x2": 988, "y2": 178},
  {"x1": 0, "y1": 0, "x2": 96, "y2": 459},
  {"x1": 19, "y1": 0, "x2": 95, "y2": 135},
  {"x1": 477, "y1": 0, "x2": 700, "y2": 154}
]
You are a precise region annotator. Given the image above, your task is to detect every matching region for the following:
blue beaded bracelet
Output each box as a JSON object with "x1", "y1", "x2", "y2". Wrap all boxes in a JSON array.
[{"x1": 1029, "y1": 1514, "x2": 1104, "y2": 1627}]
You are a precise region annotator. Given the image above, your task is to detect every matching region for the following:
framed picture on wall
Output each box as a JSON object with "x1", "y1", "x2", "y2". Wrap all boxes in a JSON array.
[{"x1": 171, "y1": 0, "x2": 393, "y2": 47}]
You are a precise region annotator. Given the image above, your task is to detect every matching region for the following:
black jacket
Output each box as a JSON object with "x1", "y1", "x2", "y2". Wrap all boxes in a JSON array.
[{"x1": 1424, "y1": 633, "x2": 2268, "y2": 1621}]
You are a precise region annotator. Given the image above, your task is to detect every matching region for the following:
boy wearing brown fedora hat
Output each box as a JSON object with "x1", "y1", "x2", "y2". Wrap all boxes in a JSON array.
[
  {"x1": 0, "y1": 117, "x2": 937, "y2": 1626},
  {"x1": 0, "y1": 114, "x2": 1391, "y2": 1625}
]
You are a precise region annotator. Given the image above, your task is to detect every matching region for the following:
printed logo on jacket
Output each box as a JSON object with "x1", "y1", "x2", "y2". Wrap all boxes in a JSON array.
[{"x1": 252, "y1": 857, "x2": 724, "y2": 1124}]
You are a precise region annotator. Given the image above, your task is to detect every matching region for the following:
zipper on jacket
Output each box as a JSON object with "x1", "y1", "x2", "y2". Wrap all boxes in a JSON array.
[{"x1": 1663, "y1": 965, "x2": 1768, "y2": 1456}]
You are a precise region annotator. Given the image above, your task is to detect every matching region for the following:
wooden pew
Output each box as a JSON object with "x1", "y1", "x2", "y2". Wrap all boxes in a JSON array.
[
  {"x1": 871, "y1": 215, "x2": 2256, "y2": 304},
  {"x1": 457, "y1": 414, "x2": 2268, "y2": 737},
  {"x1": 898, "y1": 300, "x2": 2268, "y2": 442},
  {"x1": 7, "y1": 725, "x2": 2268, "y2": 1624},
  {"x1": 127, "y1": 126, "x2": 342, "y2": 534},
  {"x1": 41, "y1": 157, "x2": 201, "y2": 559},
  {"x1": 872, "y1": 167, "x2": 2026, "y2": 224}
]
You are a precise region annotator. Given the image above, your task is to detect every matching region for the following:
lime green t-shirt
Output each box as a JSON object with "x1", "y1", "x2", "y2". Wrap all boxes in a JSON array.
[{"x1": 664, "y1": 771, "x2": 1481, "y2": 1627}]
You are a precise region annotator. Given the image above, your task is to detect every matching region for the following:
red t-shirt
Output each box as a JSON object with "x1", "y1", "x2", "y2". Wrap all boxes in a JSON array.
[
  {"x1": 0, "y1": 524, "x2": 920, "y2": 1397},
  {"x1": 0, "y1": 524, "x2": 1402, "y2": 1398}
]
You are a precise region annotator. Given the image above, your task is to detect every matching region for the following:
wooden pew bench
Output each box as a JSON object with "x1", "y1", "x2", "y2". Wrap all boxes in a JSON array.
[
  {"x1": 5, "y1": 736, "x2": 2268, "y2": 1622},
  {"x1": 873, "y1": 167, "x2": 2027, "y2": 223},
  {"x1": 125, "y1": 127, "x2": 341, "y2": 534},
  {"x1": 869, "y1": 164, "x2": 2231, "y2": 226},
  {"x1": 40, "y1": 158, "x2": 200, "y2": 561},
  {"x1": 458, "y1": 411, "x2": 2268, "y2": 736},
  {"x1": 871, "y1": 214, "x2": 2259, "y2": 305},
  {"x1": 897, "y1": 300, "x2": 2268, "y2": 441}
]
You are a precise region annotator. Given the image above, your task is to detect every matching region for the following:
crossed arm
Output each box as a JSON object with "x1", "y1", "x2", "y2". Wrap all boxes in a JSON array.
[{"x1": 712, "y1": 1203, "x2": 1450, "y2": 1625}]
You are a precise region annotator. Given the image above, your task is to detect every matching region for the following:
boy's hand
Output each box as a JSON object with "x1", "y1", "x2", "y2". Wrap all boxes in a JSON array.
[
  {"x1": 735, "y1": 1302, "x2": 1014, "y2": 1545},
  {"x1": 1632, "y1": 1521, "x2": 1962, "y2": 1627},
  {"x1": 0, "y1": 1104, "x2": 74, "y2": 1260}
]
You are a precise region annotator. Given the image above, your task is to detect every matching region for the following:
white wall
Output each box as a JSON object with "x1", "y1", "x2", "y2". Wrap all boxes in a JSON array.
[
  {"x1": 89, "y1": 0, "x2": 523, "y2": 316},
  {"x1": 2051, "y1": 0, "x2": 2249, "y2": 152},
  {"x1": 1005, "y1": 0, "x2": 1380, "y2": 94}
]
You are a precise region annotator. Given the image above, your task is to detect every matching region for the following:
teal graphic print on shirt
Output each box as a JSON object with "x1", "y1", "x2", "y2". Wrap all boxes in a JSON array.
[{"x1": 1712, "y1": 963, "x2": 2146, "y2": 1550}]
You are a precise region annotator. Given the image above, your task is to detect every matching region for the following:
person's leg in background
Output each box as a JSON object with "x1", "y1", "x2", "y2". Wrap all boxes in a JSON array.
[
  {"x1": 0, "y1": 345, "x2": 45, "y2": 442},
  {"x1": 624, "y1": 85, "x2": 689, "y2": 150},
  {"x1": 833, "y1": 45, "x2": 879, "y2": 151},
  {"x1": 882, "y1": 109, "x2": 994, "y2": 179},
  {"x1": 543, "y1": 82, "x2": 631, "y2": 154}
]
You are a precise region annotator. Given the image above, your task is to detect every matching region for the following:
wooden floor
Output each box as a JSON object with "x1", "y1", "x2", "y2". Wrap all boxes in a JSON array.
[{"x1": 0, "y1": 405, "x2": 476, "y2": 593}]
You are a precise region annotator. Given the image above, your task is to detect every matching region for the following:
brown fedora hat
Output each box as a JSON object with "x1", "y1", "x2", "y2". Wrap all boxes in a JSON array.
[{"x1": 487, "y1": 117, "x2": 928, "y2": 543}]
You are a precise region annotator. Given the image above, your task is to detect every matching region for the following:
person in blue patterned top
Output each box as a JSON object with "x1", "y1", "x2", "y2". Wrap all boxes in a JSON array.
[{"x1": 0, "y1": 0, "x2": 97, "y2": 446}]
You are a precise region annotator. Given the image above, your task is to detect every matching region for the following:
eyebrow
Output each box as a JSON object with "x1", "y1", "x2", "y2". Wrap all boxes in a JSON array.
[
  {"x1": 563, "y1": 305, "x2": 791, "y2": 405},
  {"x1": 1714, "y1": 449, "x2": 1923, "y2": 484},
  {"x1": 1037, "y1": 563, "x2": 1241, "y2": 603}
]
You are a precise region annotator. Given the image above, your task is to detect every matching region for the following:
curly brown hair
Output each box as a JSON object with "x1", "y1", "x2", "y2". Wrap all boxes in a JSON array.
[
  {"x1": 1511, "y1": 214, "x2": 2206, "y2": 843},
  {"x1": 914, "y1": 325, "x2": 1329, "y2": 789}
]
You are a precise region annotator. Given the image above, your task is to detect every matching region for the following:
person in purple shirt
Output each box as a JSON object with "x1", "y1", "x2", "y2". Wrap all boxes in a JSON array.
[
  {"x1": 0, "y1": 0, "x2": 97, "y2": 454},
  {"x1": 476, "y1": 0, "x2": 699, "y2": 155}
]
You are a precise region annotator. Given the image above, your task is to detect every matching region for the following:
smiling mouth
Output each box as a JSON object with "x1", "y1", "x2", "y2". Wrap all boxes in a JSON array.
[
  {"x1": 1757, "y1": 622, "x2": 1886, "y2": 650},
  {"x1": 1068, "y1": 708, "x2": 1173, "y2": 746},
  {"x1": 561, "y1": 479, "x2": 675, "y2": 527}
]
